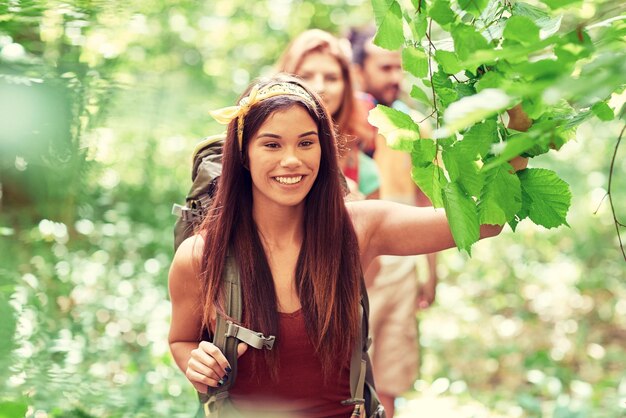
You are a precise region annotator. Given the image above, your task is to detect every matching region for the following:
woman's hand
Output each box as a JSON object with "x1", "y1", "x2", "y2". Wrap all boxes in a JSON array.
[
  {"x1": 186, "y1": 341, "x2": 248, "y2": 393},
  {"x1": 506, "y1": 104, "x2": 532, "y2": 172},
  {"x1": 506, "y1": 104, "x2": 532, "y2": 132}
]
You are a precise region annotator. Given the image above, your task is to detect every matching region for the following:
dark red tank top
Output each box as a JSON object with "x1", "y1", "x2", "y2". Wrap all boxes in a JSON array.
[{"x1": 229, "y1": 309, "x2": 353, "y2": 418}]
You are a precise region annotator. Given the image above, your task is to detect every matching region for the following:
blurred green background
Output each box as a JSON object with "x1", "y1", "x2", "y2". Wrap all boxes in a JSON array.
[{"x1": 0, "y1": 0, "x2": 624, "y2": 417}]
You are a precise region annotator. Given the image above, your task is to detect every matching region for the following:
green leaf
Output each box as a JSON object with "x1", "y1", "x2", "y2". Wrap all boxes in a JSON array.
[
  {"x1": 429, "y1": 0, "x2": 456, "y2": 28},
  {"x1": 412, "y1": 9, "x2": 428, "y2": 41},
  {"x1": 412, "y1": 137, "x2": 438, "y2": 166},
  {"x1": 432, "y1": 69, "x2": 458, "y2": 107},
  {"x1": 482, "y1": 133, "x2": 535, "y2": 171},
  {"x1": 435, "y1": 50, "x2": 462, "y2": 74},
  {"x1": 475, "y1": 71, "x2": 505, "y2": 92},
  {"x1": 442, "y1": 145, "x2": 483, "y2": 196},
  {"x1": 504, "y1": 16, "x2": 540, "y2": 45},
  {"x1": 518, "y1": 168, "x2": 571, "y2": 228},
  {"x1": 543, "y1": 0, "x2": 582, "y2": 10},
  {"x1": 451, "y1": 24, "x2": 490, "y2": 60},
  {"x1": 455, "y1": 83, "x2": 476, "y2": 99},
  {"x1": 458, "y1": 35, "x2": 559, "y2": 70},
  {"x1": 437, "y1": 88, "x2": 459, "y2": 108},
  {"x1": 368, "y1": 104, "x2": 420, "y2": 151},
  {"x1": 372, "y1": 0, "x2": 405, "y2": 50},
  {"x1": 522, "y1": 97, "x2": 547, "y2": 119},
  {"x1": 410, "y1": 85, "x2": 431, "y2": 107},
  {"x1": 550, "y1": 52, "x2": 626, "y2": 107},
  {"x1": 411, "y1": 164, "x2": 447, "y2": 208},
  {"x1": 512, "y1": 2, "x2": 562, "y2": 37},
  {"x1": 509, "y1": 187, "x2": 532, "y2": 231},
  {"x1": 591, "y1": 101, "x2": 614, "y2": 121},
  {"x1": 434, "y1": 89, "x2": 511, "y2": 138},
  {"x1": 402, "y1": 46, "x2": 429, "y2": 78},
  {"x1": 458, "y1": 0, "x2": 488, "y2": 17},
  {"x1": 0, "y1": 401, "x2": 28, "y2": 418},
  {"x1": 514, "y1": 59, "x2": 565, "y2": 78},
  {"x1": 442, "y1": 181, "x2": 480, "y2": 253},
  {"x1": 458, "y1": 120, "x2": 497, "y2": 159},
  {"x1": 478, "y1": 164, "x2": 522, "y2": 224}
]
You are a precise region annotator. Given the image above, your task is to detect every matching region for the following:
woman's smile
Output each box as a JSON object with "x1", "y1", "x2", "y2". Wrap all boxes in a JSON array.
[{"x1": 273, "y1": 175, "x2": 304, "y2": 185}]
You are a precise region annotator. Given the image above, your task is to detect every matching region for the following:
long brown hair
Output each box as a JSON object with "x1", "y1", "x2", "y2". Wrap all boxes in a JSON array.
[
  {"x1": 276, "y1": 29, "x2": 374, "y2": 144},
  {"x1": 199, "y1": 74, "x2": 362, "y2": 378}
]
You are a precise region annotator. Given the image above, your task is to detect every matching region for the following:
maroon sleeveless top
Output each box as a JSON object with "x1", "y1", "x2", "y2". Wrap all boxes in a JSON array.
[{"x1": 229, "y1": 309, "x2": 354, "y2": 418}]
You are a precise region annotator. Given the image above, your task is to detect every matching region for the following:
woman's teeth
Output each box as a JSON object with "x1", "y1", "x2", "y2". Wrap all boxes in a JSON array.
[{"x1": 274, "y1": 176, "x2": 303, "y2": 185}]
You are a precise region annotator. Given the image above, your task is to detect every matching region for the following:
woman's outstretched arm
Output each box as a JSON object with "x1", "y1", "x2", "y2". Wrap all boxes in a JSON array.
[{"x1": 349, "y1": 200, "x2": 503, "y2": 268}]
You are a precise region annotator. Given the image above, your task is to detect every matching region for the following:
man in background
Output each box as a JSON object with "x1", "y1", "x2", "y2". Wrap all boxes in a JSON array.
[{"x1": 349, "y1": 27, "x2": 439, "y2": 417}]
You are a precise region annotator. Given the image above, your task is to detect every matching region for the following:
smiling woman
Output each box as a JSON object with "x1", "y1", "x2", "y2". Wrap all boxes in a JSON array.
[
  {"x1": 247, "y1": 106, "x2": 321, "y2": 211},
  {"x1": 167, "y1": 74, "x2": 512, "y2": 418}
]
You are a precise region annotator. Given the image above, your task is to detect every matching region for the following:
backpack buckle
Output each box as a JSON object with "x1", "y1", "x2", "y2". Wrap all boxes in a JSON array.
[{"x1": 224, "y1": 321, "x2": 276, "y2": 350}]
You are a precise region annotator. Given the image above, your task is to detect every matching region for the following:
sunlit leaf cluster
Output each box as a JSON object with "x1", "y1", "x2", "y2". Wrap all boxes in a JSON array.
[{"x1": 369, "y1": 0, "x2": 625, "y2": 252}]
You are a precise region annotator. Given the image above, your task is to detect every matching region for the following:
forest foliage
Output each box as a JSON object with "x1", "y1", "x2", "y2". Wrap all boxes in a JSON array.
[{"x1": 0, "y1": 0, "x2": 625, "y2": 417}]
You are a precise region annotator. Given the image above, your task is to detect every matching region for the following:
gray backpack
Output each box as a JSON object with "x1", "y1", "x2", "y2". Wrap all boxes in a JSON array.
[
  {"x1": 173, "y1": 134, "x2": 225, "y2": 250},
  {"x1": 173, "y1": 136, "x2": 385, "y2": 418}
]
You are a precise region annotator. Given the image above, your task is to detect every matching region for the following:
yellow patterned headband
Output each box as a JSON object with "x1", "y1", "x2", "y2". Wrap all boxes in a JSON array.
[{"x1": 209, "y1": 82, "x2": 318, "y2": 151}]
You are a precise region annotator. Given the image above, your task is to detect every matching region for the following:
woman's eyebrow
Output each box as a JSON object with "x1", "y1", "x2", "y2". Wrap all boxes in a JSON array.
[
  {"x1": 256, "y1": 132, "x2": 281, "y2": 139},
  {"x1": 256, "y1": 131, "x2": 318, "y2": 139}
]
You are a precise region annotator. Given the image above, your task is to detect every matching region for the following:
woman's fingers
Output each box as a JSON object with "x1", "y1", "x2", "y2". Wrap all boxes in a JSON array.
[
  {"x1": 186, "y1": 341, "x2": 249, "y2": 390},
  {"x1": 197, "y1": 341, "x2": 231, "y2": 375},
  {"x1": 186, "y1": 341, "x2": 231, "y2": 388},
  {"x1": 509, "y1": 155, "x2": 528, "y2": 172},
  {"x1": 188, "y1": 357, "x2": 223, "y2": 381},
  {"x1": 185, "y1": 368, "x2": 220, "y2": 392}
]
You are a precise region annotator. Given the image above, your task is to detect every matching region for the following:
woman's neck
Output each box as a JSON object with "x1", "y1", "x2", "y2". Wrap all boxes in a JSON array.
[{"x1": 252, "y1": 202, "x2": 305, "y2": 250}]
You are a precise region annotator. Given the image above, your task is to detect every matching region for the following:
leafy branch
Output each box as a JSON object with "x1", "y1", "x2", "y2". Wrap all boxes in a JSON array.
[{"x1": 369, "y1": 0, "x2": 625, "y2": 254}]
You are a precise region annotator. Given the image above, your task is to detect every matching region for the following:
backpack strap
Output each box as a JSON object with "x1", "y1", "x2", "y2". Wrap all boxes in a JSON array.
[
  {"x1": 341, "y1": 305, "x2": 367, "y2": 417},
  {"x1": 342, "y1": 277, "x2": 386, "y2": 418},
  {"x1": 200, "y1": 252, "x2": 276, "y2": 417},
  {"x1": 342, "y1": 279, "x2": 373, "y2": 415}
]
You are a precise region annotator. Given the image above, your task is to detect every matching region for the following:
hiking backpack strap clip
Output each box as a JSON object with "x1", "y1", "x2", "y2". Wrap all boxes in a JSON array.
[
  {"x1": 199, "y1": 252, "x2": 276, "y2": 418},
  {"x1": 225, "y1": 321, "x2": 275, "y2": 350}
]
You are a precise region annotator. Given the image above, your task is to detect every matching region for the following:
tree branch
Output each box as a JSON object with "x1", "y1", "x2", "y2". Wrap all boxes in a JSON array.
[
  {"x1": 418, "y1": 109, "x2": 437, "y2": 124},
  {"x1": 427, "y1": 19, "x2": 439, "y2": 129},
  {"x1": 607, "y1": 123, "x2": 626, "y2": 261}
]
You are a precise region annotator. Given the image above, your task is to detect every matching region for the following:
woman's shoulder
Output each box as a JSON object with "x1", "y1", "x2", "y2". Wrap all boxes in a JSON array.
[
  {"x1": 170, "y1": 234, "x2": 205, "y2": 282},
  {"x1": 176, "y1": 233, "x2": 205, "y2": 258},
  {"x1": 346, "y1": 199, "x2": 386, "y2": 230}
]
